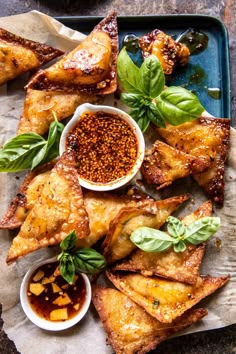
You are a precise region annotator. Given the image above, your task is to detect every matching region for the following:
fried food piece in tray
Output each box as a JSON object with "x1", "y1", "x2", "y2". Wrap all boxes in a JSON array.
[
  {"x1": 141, "y1": 140, "x2": 210, "y2": 190},
  {"x1": 111, "y1": 200, "x2": 213, "y2": 284},
  {"x1": 17, "y1": 88, "x2": 98, "y2": 136},
  {"x1": 106, "y1": 270, "x2": 229, "y2": 324},
  {"x1": 6, "y1": 151, "x2": 89, "y2": 264},
  {"x1": 0, "y1": 28, "x2": 63, "y2": 86},
  {"x1": 26, "y1": 12, "x2": 119, "y2": 95},
  {"x1": 102, "y1": 193, "x2": 190, "y2": 264},
  {"x1": 92, "y1": 285, "x2": 207, "y2": 354},
  {"x1": 157, "y1": 116, "x2": 230, "y2": 205},
  {"x1": 139, "y1": 29, "x2": 190, "y2": 75}
]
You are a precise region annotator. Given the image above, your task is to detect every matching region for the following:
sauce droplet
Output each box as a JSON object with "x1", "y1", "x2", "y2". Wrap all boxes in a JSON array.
[
  {"x1": 123, "y1": 33, "x2": 139, "y2": 54},
  {"x1": 177, "y1": 29, "x2": 208, "y2": 55}
]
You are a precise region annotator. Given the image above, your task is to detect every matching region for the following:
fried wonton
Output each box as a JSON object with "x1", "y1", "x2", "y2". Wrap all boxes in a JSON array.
[
  {"x1": 26, "y1": 12, "x2": 119, "y2": 95},
  {"x1": 17, "y1": 88, "x2": 98, "y2": 136},
  {"x1": 102, "y1": 194, "x2": 190, "y2": 264},
  {"x1": 1, "y1": 171, "x2": 167, "y2": 249},
  {"x1": 0, "y1": 160, "x2": 56, "y2": 230},
  {"x1": 111, "y1": 200, "x2": 212, "y2": 284},
  {"x1": 141, "y1": 140, "x2": 209, "y2": 190},
  {"x1": 138, "y1": 29, "x2": 190, "y2": 75},
  {"x1": 157, "y1": 117, "x2": 230, "y2": 204},
  {"x1": 0, "y1": 28, "x2": 63, "y2": 86},
  {"x1": 92, "y1": 285, "x2": 207, "y2": 354},
  {"x1": 106, "y1": 270, "x2": 229, "y2": 323},
  {"x1": 6, "y1": 151, "x2": 89, "y2": 264}
]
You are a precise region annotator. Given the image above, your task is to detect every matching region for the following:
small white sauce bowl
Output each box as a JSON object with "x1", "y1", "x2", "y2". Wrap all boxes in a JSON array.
[
  {"x1": 20, "y1": 257, "x2": 92, "y2": 331},
  {"x1": 59, "y1": 103, "x2": 145, "y2": 192}
]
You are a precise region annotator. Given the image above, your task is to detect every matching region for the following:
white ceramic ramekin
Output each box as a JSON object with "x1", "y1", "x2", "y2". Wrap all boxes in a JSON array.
[
  {"x1": 20, "y1": 257, "x2": 91, "y2": 331},
  {"x1": 59, "y1": 103, "x2": 145, "y2": 191}
]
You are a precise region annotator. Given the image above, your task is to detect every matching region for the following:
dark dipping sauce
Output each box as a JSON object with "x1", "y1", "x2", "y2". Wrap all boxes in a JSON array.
[
  {"x1": 66, "y1": 111, "x2": 138, "y2": 184},
  {"x1": 27, "y1": 262, "x2": 86, "y2": 322}
]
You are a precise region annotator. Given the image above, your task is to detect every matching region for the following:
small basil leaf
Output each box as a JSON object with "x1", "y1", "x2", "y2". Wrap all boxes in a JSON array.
[
  {"x1": 167, "y1": 216, "x2": 185, "y2": 238},
  {"x1": 136, "y1": 116, "x2": 150, "y2": 133},
  {"x1": 184, "y1": 217, "x2": 221, "y2": 245},
  {"x1": 140, "y1": 55, "x2": 165, "y2": 98},
  {"x1": 121, "y1": 93, "x2": 144, "y2": 108},
  {"x1": 73, "y1": 248, "x2": 106, "y2": 274},
  {"x1": 147, "y1": 102, "x2": 165, "y2": 128},
  {"x1": 0, "y1": 133, "x2": 46, "y2": 172},
  {"x1": 130, "y1": 227, "x2": 175, "y2": 252},
  {"x1": 173, "y1": 241, "x2": 187, "y2": 253},
  {"x1": 41, "y1": 117, "x2": 64, "y2": 164},
  {"x1": 117, "y1": 48, "x2": 143, "y2": 94},
  {"x1": 157, "y1": 86, "x2": 205, "y2": 125},
  {"x1": 60, "y1": 230, "x2": 77, "y2": 251},
  {"x1": 59, "y1": 252, "x2": 75, "y2": 285}
]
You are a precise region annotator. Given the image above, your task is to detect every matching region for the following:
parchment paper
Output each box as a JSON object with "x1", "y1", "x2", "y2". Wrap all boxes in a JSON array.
[{"x1": 0, "y1": 11, "x2": 235, "y2": 354}]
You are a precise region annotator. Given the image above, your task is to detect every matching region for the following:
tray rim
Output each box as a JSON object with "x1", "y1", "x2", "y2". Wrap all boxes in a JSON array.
[{"x1": 55, "y1": 14, "x2": 231, "y2": 120}]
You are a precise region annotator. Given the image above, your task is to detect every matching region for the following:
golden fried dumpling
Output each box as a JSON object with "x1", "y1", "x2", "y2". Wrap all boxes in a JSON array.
[
  {"x1": 157, "y1": 117, "x2": 230, "y2": 204},
  {"x1": 6, "y1": 151, "x2": 89, "y2": 264},
  {"x1": 0, "y1": 161, "x2": 56, "y2": 230},
  {"x1": 139, "y1": 29, "x2": 190, "y2": 75},
  {"x1": 92, "y1": 285, "x2": 207, "y2": 354},
  {"x1": 112, "y1": 200, "x2": 212, "y2": 284},
  {"x1": 26, "y1": 12, "x2": 119, "y2": 95},
  {"x1": 0, "y1": 28, "x2": 63, "y2": 86},
  {"x1": 106, "y1": 270, "x2": 229, "y2": 323},
  {"x1": 102, "y1": 194, "x2": 190, "y2": 264},
  {"x1": 141, "y1": 140, "x2": 210, "y2": 190},
  {"x1": 17, "y1": 88, "x2": 98, "y2": 136}
]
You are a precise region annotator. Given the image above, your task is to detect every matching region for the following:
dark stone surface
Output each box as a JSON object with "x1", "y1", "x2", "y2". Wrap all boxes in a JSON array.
[{"x1": 0, "y1": 1, "x2": 235, "y2": 353}]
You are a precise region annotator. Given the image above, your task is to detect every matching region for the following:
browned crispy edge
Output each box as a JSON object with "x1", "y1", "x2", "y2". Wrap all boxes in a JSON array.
[{"x1": 0, "y1": 27, "x2": 64, "y2": 65}]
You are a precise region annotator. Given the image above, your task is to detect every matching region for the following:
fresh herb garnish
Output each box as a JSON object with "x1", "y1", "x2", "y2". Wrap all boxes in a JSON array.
[
  {"x1": 130, "y1": 216, "x2": 220, "y2": 253},
  {"x1": 117, "y1": 48, "x2": 205, "y2": 132},
  {"x1": 0, "y1": 112, "x2": 64, "y2": 172},
  {"x1": 58, "y1": 231, "x2": 106, "y2": 284}
]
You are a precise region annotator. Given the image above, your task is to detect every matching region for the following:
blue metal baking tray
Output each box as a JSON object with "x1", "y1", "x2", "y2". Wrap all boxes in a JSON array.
[{"x1": 56, "y1": 15, "x2": 231, "y2": 119}]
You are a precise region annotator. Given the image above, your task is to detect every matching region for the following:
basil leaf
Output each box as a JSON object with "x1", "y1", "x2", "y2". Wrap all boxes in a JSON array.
[
  {"x1": 147, "y1": 102, "x2": 165, "y2": 128},
  {"x1": 42, "y1": 117, "x2": 64, "y2": 164},
  {"x1": 130, "y1": 227, "x2": 175, "y2": 252},
  {"x1": 136, "y1": 115, "x2": 150, "y2": 133},
  {"x1": 0, "y1": 133, "x2": 46, "y2": 172},
  {"x1": 121, "y1": 93, "x2": 144, "y2": 108},
  {"x1": 117, "y1": 48, "x2": 143, "y2": 94},
  {"x1": 184, "y1": 217, "x2": 221, "y2": 245},
  {"x1": 60, "y1": 230, "x2": 77, "y2": 251},
  {"x1": 173, "y1": 240, "x2": 187, "y2": 253},
  {"x1": 157, "y1": 86, "x2": 205, "y2": 125},
  {"x1": 73, "y1": 248, "x2": 106, "y2": 274},
  {"x1": 167, "y1": 216, "x2": 185, "y2": 238},
  {"x1": 59, "y1": 252, "x2": 75, "y2": 285},
  {"x1": 140, "y1": 55, "x2": 165, "y2": 98}
]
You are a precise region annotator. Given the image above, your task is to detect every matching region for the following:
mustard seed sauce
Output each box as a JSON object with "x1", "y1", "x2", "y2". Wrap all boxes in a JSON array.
[
  {"x1": 27, "y1": 262, "x2": 86, "y2": 322},
  {"x1": 66, "y1": 111, "x2": 138, "y2": 183}
]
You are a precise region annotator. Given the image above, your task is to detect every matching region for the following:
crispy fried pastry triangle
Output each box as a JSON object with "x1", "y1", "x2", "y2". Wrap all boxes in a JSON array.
[
  {"x1": 102, "y1": 194, "x2": 190, "y2": 264},
  {"x1": 92, "y1": 285, "x2": 207, "y2": 354},
  {"x1": 6, "y1": 151, "x2": 89, "y2": 264},
  {"x1": 141, "y1": 140, "x2": 210, "y2": 190},
  {"x1": 17, "y1": 89, "x2": 98, "y2": 136},
  {"x1": 0, "y1": 161, "x2": 55, "y2": 230},
  {"x1": 106, "y1": 270, "x2": 229, "y2": 323},
  {"x1": 111, "y1": 200, "x2": 213, "y2": 284},
  {"x1": 26, "y1": 12, "x2": 118, "y2": 95},
  {"x1": 0, "y1": 28, "x2": 63, "y2": 86},
  {"x1": 157, "y1": 117, "x2": 230, "y2": 204},
  {"x1": 139, "y1": 29, "x2": 190, "y2": 75}
]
